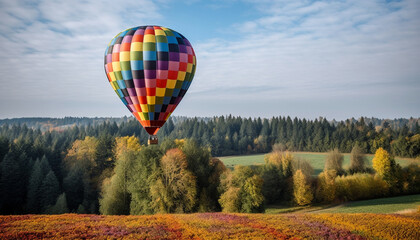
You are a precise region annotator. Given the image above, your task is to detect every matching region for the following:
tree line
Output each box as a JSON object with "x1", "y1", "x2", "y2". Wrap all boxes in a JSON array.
[
  {"x1": 2, "y1": 115, "x2": 419, "y2": 158},
  {"x1": 163, "y1": 116, "x2": 420, "y2": 157},
  {"x1": 0, "y1": 115, "x2": 419, "y2": 215},
  {"x1": 0, "y1": 135, "x2": 419, "y2": 215}
]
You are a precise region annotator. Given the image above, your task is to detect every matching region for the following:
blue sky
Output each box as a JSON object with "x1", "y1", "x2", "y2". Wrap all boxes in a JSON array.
[{"x1": 0, "y1": 0, "x2": 419, "y2": 120}]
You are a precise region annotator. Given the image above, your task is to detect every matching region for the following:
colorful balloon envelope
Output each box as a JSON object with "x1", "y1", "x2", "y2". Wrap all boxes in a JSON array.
[{"x1": 104, "y1": 26, "x2": 196, "y2": 139}]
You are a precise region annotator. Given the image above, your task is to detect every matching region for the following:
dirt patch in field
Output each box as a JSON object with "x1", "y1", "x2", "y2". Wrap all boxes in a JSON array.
[{"x1": 394, "y1": 208, "x2": 418, "y2": 214}]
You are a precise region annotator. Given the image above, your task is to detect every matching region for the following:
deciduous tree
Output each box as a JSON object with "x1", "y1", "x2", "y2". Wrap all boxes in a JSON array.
[
  {"x1": 293, "y1": 169, "x2": 313, "y2": 206},
  {"x1": 349, "y1": 145, "x2": 367, "y2": 173},
  {"x1": 99, "y1": 150, "x2": 135, "y2": 215},
  {"x1": 372, "y1": 148, "x2": 393, "y2": 177},
  {"x1": 219, "y1": 166, "x2": 264, "y2": 213},
  {"x1": 150, "y1": 149, "x2": 196, "y2": 213},
  {"x1": 372, "y1": 147, "x2": 402, "y2": 194},
  {"x1": 325, "y1": 148, "x2": 344, "y2": 175},
  {"x1": 128, "y1": 146, "x2": 161, "y2": 215},
  {"x1": 316, "y1": 170, "x2": 337, "y2": 203}
]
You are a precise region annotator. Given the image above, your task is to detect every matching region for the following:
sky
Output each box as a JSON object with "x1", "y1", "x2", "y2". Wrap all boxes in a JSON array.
[{"x1": 0, "y1": 0, "x2": 419, "y2": 120}]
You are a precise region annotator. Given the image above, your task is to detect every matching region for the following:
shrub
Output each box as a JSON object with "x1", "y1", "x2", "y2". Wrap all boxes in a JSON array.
[
  {"x1": 315, "y1": 170, "x2": 337, "y2": 203},
  {"x1": 335, "y1": 173, "x2": 389, "y2": 201}
]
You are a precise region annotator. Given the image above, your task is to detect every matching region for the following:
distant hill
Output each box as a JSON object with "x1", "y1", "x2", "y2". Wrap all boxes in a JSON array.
[
  {"x1": 330, "y1": 117, "x2": 420, "y2": 132},
  {"x1": 0, "y1": 117, "x2": 131, "y2": 132}
]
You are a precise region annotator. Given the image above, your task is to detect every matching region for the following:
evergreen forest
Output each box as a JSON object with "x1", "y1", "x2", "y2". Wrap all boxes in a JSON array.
[{"x1": 0, "y1": 116, "x2": 419, "y2": 215}]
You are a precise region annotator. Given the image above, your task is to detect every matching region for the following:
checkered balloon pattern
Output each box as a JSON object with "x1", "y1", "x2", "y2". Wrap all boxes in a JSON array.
[{"x1": 104, "y1": 26, "x2": 196, "y2": 135}]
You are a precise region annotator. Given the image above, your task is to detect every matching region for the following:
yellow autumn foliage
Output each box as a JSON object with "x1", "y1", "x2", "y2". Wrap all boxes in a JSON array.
[
  {"x1": 372, "y1": 147, "x2": 392, "y2": 177},
  {"x1": 293, "y1": 169, "x2": 313, "y2": 206},
  {"x1": 64, "y1": 136, "x2": 99, "y2": 170},
  {"x1": 113, "y1": 136, "x2": 141, "y2": 160}
]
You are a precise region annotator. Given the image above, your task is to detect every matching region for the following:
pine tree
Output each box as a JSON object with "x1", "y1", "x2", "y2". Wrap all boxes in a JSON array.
[
  {"x1": 27, "y1": 158, "x2": 44, "y2": 213},
  {"x1": 63, "y1": 166, "x2": 85, "y2": 212},
  {"x1": 46, "y1": 193, "x2": 69, "y2": 214},
  {"x1": 40, "y1": 170, "x2": 60, "y2": 211},
  {"x1": 261, "y1": 119, "x2": 270, "y2": 137},
  {"x1": 39, "y1": 155, "x2": 52, "y2": 176},
  {"x1": 54, "y1": 193, "x2": 69, "y2": 214},
  {"x1": 0, "y1": 152, "x2": 26, "y2": 214},
  {"x1": 77, "y1": 204, "x2": 87, "y2": 214},
  {"x1": 0, "y1": 136, "x2": 9, "y2": 162},
  {"x1": 415, "y1": 122, "x2": 420, "y2": 134},
  {"x1": 95, "y1": 134, "x2": 115, "y2": 175}
]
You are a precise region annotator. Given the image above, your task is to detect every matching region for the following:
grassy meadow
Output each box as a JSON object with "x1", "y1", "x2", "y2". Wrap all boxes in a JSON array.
[
  {"x1": 265, "y1": 194, "x2": 420, "y2": 214},
  {"x1": 220, "y1": 152, "x2": 419, "y2": 175},
  {"x1": 316, "y1": 194, "x2": 420, "y2": 214}
]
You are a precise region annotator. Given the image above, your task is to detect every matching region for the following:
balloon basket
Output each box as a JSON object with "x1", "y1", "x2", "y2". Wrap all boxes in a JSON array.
[{"x1": 148, "y1": 135, "x2": 158, "y2": 145}]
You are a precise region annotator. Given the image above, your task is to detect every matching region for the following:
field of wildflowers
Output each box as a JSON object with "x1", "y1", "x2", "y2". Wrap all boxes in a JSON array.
[{"x1": 0, "y1": 212, "x2": 419, "y2": 239}]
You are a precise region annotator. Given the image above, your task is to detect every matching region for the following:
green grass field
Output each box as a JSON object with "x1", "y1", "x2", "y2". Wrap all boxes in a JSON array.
[
  {"x1": 315, "y1": 194, "x2": 420, "y2": 213},
  {"x1": 220, "y1": 152, "x2": 419, "y2": 175},
  {"x1": 265, "y1": 194, "x2": 420, "y2": 214},
  {"x1": 219, "y1": 154, "x2": 266, "y2": 167}
]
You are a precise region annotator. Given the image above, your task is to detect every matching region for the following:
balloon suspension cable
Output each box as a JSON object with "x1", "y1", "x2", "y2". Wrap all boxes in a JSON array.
[{"x1": 148, "y1": 135, "x2": 158, "y2": 145}]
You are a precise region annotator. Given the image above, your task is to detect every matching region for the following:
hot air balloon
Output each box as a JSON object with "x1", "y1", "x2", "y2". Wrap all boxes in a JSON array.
[{"x1": 104, "y1": 26, "x2": 196, "y2": 144}]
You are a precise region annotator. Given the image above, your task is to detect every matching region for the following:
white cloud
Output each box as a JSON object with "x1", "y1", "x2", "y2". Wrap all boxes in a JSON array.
[
  {"x1": 190, "y1": 0, "x2": 420, "y2": 111},
  {"x1": 0, "y1": 0, "x2": 419, "y2": 119},
  {"x1": 0, "y1": 0, "x2": 163, "y2": 117}
]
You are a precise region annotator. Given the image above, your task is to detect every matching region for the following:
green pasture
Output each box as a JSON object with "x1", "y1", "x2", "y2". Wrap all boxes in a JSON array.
[
  {"x1": 219, "y1": 154, "x2": 266, "y2": 168},
  {"x1": 220, "y1": 152, "x2": 419, "y2": 175},
  {"x1": 265, "y1": 194, "x2": 420, "y2": 214},
  {"x1": 315, "y1": 194, "x2": 420, "y2": 213}
]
